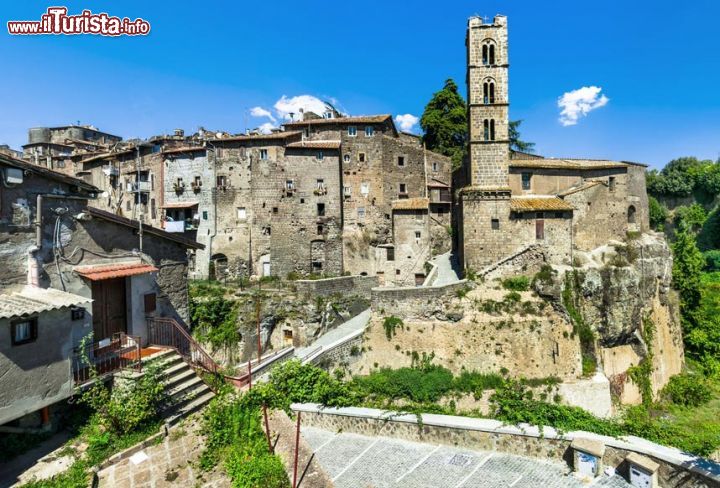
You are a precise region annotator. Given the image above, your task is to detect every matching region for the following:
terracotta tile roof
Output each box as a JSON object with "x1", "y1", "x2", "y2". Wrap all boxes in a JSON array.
[
  {"x1": 162, "y1": 201, "x2": 199, "y2": 209},
  {"x1": 392, "y1": 197, "x2": 430, "y2": 210},
  {"x1": 286, "y1": 140, "x2": 341, "y2": 149},
  {"x1": 459, "y1": 186, "x2": 512, "y2": 194},
  {"x1": 427, "y1": 178, "x2": 450, "y2": 188},
  {"x1": 162, "y1": 146, "x2": 206, "y2": 155},
  {"x1": 283, "y1": 115, "x2": 392, "y2": 126},
  {"x1": 0, "y1": 286, "x2": 91, "y2": 320},
  {"x1": 75, "y1": 262, "x2": 158, "y2": 281},
  {"x1": 207, "y1": 131, "x2": 302, "y2": 142},
  {"x1": 510, "y1": 197, "x2": 574, "y2": 212},
  {"x1": 85, "y1": 206, "x2": 204, "y2": 249},
  {"x1": 0, "y1": 153, "x2": 99, "y2": 193},
  {"x1": 509, "y1": 158, "x2": 629, "y2": 170},
  {"x1": 509, "y1": 150, "x2": 545, "y2": 160},
  {"x1": 78, "y1": 148, "x2": 135, "y2": 165},
  {"x1": 557, "y1": 181, "x2": 603, "y2": 197}
]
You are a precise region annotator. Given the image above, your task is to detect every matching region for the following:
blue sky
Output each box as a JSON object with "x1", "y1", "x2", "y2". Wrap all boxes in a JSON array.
[{"x1": 1, "y1": 0, "x2": 719, "y2": 169}]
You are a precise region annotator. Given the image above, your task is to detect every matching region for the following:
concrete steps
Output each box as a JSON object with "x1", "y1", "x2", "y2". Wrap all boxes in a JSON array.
[{"x1": 141, "y1": 349, "x2": 215, "y2": 425}]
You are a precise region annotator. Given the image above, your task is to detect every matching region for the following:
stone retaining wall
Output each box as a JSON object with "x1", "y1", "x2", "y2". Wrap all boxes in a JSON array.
[
  {"x1": 479, "y1": 244, "x2": 546, "y2": 281},
  {"x1": 295, "y1": 275, "x2": 379, "y2": 299},
  {"x1": 302, "y1": 331, "x2": 364, "y2": 370},
  {"x1": 291, "y1": 403, "x2": 720, "y2": 488},
  {"x1": 370, "y1": 280, "x2": 468, "y2": 319}
]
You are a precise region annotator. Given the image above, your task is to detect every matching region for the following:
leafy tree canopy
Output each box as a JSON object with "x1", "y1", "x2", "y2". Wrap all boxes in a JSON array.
[
  {"x1": 509, "y1": 120, "x2": 535, "y2": 153},
  {"x1": 420, "y1": 78, "x2": 467, "y2": 169},
  {"x1": 647, "y1": 157, "x2": 720, "y2": 198},
  {"x1": 420, "y1": 78, "x2": 535, "y2": 169}
]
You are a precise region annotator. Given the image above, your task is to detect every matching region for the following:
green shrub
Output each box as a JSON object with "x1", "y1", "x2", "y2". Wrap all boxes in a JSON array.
[
  {"x1": 452, "y1": 371, "x2": 504, "y2": 394},
  {"x1": 648, "y1": 196, "x2": 668, "y2": 231},
  {"x1": 704, "y1": 250, "x2": 720, "y2": 271},
  {"x1": 489, "y1": 379, "x2": 623, "y2": 437},
  {"x1": 662, "y1": 373, "x2": 712, "y2": 407},
  {"x1": 352, "y1": 365, "x2": 454, "y2": 403},
  {"x1": 81, "y1": 363, "x2": 166, "y2": 435},
  {"x1": 504, "y1": 291, "x2": 521, "y2": 303},
  {"x1": 532, "y1": 264, "x2": 554, "y2": 287},
  {"x1": 225, "y1": 451, "x2": 290, "y2": 488},
  {"x1": 190, "y1": 294, "x2": 239, "y2": 351},
  {"x1": 674, "y1": 203, "x2": 708, "y2": 232},
  {"x1": 383, "y1": 316, "x2": 403, "y2": 340},
  {"x1": 255, "y1": 360, "x2": 354, "y2": 410},
  {"x1": 501, "y1": 276, "x2": 530, "y2": 291}
]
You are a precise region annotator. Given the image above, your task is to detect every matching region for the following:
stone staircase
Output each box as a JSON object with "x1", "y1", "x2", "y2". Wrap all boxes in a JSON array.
[{"x1": 143, "y1": 349, "x2": 215, "y2": 424}]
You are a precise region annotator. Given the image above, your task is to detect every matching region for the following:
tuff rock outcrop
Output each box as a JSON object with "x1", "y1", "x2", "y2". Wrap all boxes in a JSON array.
[{"x1": 535, "y1": 232, "x2": 684, "y2": 404}]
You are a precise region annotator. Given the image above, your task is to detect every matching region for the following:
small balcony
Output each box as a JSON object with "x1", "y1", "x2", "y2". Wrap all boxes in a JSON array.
[
  {"x1": 164, "y1": 220, "x2": 186, "y2": 233},
  {"x1": 102, "y1": 165, "x2": 119, "y2": 176},
  {"x1": 131, "y1": 181, "x2": 151, "y2": 193}
]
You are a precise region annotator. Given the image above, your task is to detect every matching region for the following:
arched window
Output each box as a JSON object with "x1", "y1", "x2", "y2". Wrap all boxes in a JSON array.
[
  {"x1": 482, "y1": 45, "x2": 488, "y2": 65},
  {"x1": 483, "y1": 119, "x2": 489, "y2": 141},
  {"x1": 628, "y1": 205, "x2": 637, "y2": 224},
  {"x1": 489, "y1": 44, "x2": 495, "y2": 65},
  {"x1": 490, "y1": 119, "x2": 496, "y2": 141},
  {"x1": 483, "y1": 80, "x2": 496, "y2": 104}
]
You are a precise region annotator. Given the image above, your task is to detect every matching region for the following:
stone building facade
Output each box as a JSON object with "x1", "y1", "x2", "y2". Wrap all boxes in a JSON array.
[
  {"x1": 456, "y1": 15, "x2": 649, "y2": 273},
  {"x1": 17, "y1": 118, "x2": 451, "y2": 285},
  {"x1": 22, "y1": 125, "x2": 122, "y2": 176},
  {"x1": 0, "y1": 153, "x2": 201, "y2": 426},
  {"x1": 284, "y1": 115, "x2": 451, "y2": 283},
  {"x1": 75, "y1": 133, "x2": 191, "y2": 229}
]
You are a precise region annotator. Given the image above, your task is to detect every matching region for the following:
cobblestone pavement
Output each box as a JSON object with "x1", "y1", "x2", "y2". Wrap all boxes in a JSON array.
[
  {"x1": 295, "y1": 308, "x2": 371, "y2": 360},
  {"x1": 431, "y1": 252, "x2": 461, "y2": 286},
  {"x1": 97, "y1": 417, "x2": 230, "y2": 488},
  {"x1": 301, "y1": 426, "x2": 632, "y2": 488}
]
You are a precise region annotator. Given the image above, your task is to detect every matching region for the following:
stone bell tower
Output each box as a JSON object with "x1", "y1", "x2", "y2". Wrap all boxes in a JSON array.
[
  {"x1": 457, "y1": 15, "x2": 513, "y2": 272},
  {"x1": 466, "y1": 14, "x2": 510, "y2": 188}
]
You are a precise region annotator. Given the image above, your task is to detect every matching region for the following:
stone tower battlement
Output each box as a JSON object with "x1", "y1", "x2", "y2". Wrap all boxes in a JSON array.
[{"x1": 466, "y1": 14, "x2": 510, "y2": 189}]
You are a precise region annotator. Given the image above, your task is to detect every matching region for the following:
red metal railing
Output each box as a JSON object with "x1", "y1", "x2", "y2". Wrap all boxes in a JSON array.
[
  {"x1": 147, "y1": 317, "x2": 219, "y2": 374},
  {"x1": 72, "y1": 332, "x2": 142, "y2": 384}
]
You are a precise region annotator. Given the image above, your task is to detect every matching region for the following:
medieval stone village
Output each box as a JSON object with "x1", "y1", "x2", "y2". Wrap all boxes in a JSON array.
[{"x1": 1, "y1": 11, "x2": 719, "y2": 488}]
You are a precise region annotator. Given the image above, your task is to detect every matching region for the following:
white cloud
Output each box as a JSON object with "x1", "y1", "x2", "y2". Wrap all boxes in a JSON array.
[
  {"x1": 557, "y1": 86, "x2": 609, "y2": 126},
  {"x1": 257, "y1": 122, "x2": 275, "y2": 134},
  {"x1": 395, "y1": 114, "x2": 419, "y2": 132},
  {"x1": 250, "y1": 106, "x2": 276, "y2": 123},
  {"x1": 274, "y1": 95, "x2": 329, "y2": 120}
]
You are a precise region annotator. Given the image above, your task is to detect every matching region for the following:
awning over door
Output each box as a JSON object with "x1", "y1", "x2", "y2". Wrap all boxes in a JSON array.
[
  {"x1": 161, "y1": 201, "x2": 199, "y2": 209},
  {"x1": 75, "y1": 262, "x2": 158, "y2": 281}
]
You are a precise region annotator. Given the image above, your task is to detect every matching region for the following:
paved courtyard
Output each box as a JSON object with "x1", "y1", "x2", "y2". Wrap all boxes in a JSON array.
[{"x1": 301, "y1": 426, "x2": 632, "y2": 488}]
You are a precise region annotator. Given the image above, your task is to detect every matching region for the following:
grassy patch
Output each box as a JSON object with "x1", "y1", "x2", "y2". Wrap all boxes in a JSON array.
[{"x1": 501, "y1": 276, "x2": 530, "y2": 291}]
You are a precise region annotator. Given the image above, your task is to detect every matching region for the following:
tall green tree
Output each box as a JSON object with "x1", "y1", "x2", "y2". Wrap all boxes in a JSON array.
[
  {"x1": 420, "y1": 79, "x2": 467, "y2": 169},
  {"x1": 648, "y1": 196, "x2": 668, "y2": 231},
  {"x1": 509, "y1": 120, "x2": 535, "y2": 153},
  {"x1": 672, "y1": 229, "x2": 705, "y2": 314},
  {"x1": 420, "y1": 78, "x2": 535, "y2": 169}
]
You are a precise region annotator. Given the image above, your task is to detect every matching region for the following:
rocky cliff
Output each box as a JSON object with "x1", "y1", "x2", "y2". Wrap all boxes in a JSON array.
[{"x1": 535, "y1": 232, "x2": 684, "y2": 404}]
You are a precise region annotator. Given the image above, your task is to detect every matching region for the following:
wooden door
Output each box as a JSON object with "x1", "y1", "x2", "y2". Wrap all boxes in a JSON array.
[
  {"x1": 92, "y1": 278, "x2": 127, "y2": 342},
  {"x1": 535, "y1": 219, "x2": 545, "y2": 240}
]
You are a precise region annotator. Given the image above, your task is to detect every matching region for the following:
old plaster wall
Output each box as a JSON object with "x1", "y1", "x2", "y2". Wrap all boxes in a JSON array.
[{"x1": 0, "y1": 306, "x2": 91, "y2": 425}]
